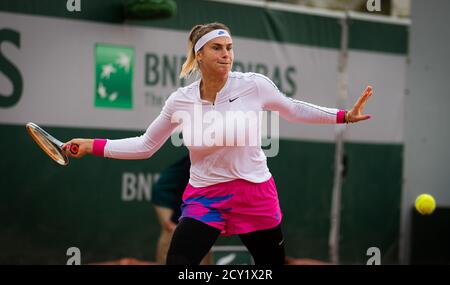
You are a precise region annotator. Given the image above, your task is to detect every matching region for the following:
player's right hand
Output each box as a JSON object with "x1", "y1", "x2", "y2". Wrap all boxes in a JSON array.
[{"x1": 62, "y1": 138, "x2": 93, "y2": 158}]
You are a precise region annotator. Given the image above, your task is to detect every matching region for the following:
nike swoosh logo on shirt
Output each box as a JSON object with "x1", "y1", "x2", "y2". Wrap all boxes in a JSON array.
[{"x1": 229, "y1": 97, "x2": 239, "y2": 102}]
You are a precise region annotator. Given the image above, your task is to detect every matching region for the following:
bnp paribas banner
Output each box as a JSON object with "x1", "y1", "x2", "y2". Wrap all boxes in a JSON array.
[
  {"x1": 0, "y1": 10, "x2": 406, "y2": 144},
  {"x1": 94, "y1": 44, "x2": 134, "y2": 109}
]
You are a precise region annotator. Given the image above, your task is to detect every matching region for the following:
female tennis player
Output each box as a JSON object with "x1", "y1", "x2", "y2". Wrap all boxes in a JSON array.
[{"x1": 63, "y1": 22, "x2": 372, "y2": 265}]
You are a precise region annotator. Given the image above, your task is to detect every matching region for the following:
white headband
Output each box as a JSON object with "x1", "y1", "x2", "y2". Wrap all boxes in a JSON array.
[{"x1": 194, "y1": 29, "x2": 232, "y2": 54}]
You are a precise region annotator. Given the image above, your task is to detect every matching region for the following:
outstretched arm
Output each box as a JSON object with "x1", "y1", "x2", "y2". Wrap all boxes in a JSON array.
[
  {"x1": 63, "y1": 114, "x2": 179, "y2": 159},
  {"x1": 255, "y1": 74, "x2": 373, "y2": 124},
  {"x1": 63, "y1": 92, "x2": 180, "y2": 159}
]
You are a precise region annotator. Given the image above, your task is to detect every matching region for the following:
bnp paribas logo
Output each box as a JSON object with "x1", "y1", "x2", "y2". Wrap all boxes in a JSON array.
[{"x1": 95, "y1": 44, "x2": 134, "y2": 109}]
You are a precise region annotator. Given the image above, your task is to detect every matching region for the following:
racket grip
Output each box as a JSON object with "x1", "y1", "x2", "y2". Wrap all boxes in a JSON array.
[{"x1": 70, "y1": 144, "x2": 79, "y2": 155}]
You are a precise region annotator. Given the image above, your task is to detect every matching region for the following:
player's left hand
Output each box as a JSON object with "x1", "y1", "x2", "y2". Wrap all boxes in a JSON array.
[{"x1": 346, "y1": 85, "x2": 373, "y2": 123}]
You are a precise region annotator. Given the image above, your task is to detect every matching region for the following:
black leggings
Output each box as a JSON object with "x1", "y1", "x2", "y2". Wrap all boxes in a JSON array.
[{"x1": 166, "y1": 217, "x2": 285, "y2": 265}]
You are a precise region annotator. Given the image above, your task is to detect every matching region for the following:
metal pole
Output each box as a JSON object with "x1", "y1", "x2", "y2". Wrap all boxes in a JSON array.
[{"x1": 329, "y1": 11, "x2": 349, "y2": 265}]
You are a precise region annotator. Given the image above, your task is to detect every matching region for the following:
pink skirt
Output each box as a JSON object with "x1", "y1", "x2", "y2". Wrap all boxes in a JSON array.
[{"x1": 180, "y1": 176, "x2": 282, "y2": 236}]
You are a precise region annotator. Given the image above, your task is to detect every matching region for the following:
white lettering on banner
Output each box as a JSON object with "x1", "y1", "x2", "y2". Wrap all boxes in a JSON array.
[
  {"x1": 121, "y1": 172, "x2": 154, "y2": 201},
  {"x1": 366, "y1": 0, "x2": 381, "y2": 12},
  {"x1": 66, "y1": 247, "x2": 81, "y2": 265},
  {"x1": 66, "y1": 0, "x2": 81, "y2": 12}
]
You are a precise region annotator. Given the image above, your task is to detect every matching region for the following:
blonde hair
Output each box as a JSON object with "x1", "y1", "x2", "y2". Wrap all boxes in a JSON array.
[{"x1": 180, "y1": 22, "x2": 231, "y2": 79}]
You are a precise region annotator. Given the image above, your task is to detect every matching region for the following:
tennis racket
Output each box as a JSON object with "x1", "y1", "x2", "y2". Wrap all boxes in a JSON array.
[{"x1": 26, "y1": 122, "x2": 78, "y2": 166}]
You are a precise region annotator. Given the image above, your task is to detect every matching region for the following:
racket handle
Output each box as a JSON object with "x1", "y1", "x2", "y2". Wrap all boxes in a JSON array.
[{"x1": 70, "y1": 144, "x2": 79, "y2": 155}]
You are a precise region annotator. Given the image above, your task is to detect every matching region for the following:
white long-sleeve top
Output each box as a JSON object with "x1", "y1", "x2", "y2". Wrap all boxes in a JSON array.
[{"x1": 103, "y1": 72, "x2": 344, "y2": 187}]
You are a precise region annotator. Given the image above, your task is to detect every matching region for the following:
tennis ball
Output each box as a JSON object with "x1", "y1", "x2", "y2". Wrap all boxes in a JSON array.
[{"x1": 415, "y1": 194, "x2": 436, "y2": 215}]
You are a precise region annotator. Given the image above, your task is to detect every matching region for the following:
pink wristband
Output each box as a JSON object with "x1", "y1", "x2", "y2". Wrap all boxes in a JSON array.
[
  {"x1": 336, "y1": 110, "x2": 346, "y2": 124},
  {"x1": 92, "y1": 139, "x2": 107, "y2": 157}
]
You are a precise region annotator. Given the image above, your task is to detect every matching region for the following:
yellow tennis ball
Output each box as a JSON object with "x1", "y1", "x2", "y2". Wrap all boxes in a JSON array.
[{"x1": 415, "y1": 194, "x2": 436, "y2": 215}]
